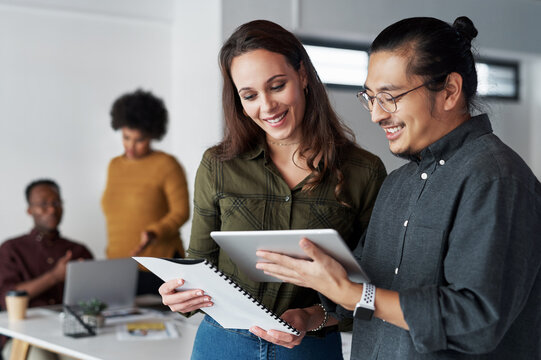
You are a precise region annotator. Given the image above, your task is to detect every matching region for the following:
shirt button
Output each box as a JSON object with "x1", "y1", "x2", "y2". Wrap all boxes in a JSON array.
[
  {"x1": 394, "y1": 267, "x2": 399, "y2": 275},
  {"x1": 439, "y1": 159, "x2": 445, "y2": 165},
  {"x1": 420, "y1": 173, "x2": 428, "y2": 180},
  {"x1": 47, "y1": 257, "x2": 54, "y2": 264},
  {"x1": 403, "y1": 220, "x2": 408, "y2": 227},
  {"x1": 284, "y1": 196, "x2": 290, "y2": 202}
]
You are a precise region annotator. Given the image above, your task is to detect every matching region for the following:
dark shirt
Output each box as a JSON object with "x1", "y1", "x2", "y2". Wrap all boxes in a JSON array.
[
  {"x1": 327, "y1": 114, "x2": 541, "y2": 359},
  {"x1": 189, "y1": 143, "x2": 386, "y2": 317},
  {"x1": 0, "y1": 228, "x2": 93, "y2": 309}
]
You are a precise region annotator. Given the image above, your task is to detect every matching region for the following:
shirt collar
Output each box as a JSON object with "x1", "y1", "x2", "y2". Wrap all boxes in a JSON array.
[
  {"x1": 242, "y1": 142, "x2": 326, "y2": 172},
  {"x1": 241, "y1": 143, "x2": 267, "y2": 160},
  {"x1": 30, "y1": 228, "x2": 60, "y2": 243},
  {"x1": 418, "y1": 113, "x2": 492, "y2": 164}
]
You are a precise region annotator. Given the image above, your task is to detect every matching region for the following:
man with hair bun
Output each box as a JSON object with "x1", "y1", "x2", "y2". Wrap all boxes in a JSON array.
[{"x1": 257, "y1": 16, "x2": 541, "y2": 359}]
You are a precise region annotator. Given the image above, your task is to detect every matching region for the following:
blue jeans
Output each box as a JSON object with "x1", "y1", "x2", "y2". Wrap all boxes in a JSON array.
[{"x1": 191, "y1": 315, "x2": 343, "y2": 360}]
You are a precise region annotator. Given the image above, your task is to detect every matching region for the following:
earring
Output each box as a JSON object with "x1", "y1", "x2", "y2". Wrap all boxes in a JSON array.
[{"x1": 304, "y1": 86, "x2": 308, "y2": 95}]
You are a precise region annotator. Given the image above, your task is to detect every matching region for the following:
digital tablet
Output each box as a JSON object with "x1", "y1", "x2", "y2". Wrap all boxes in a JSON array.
[{"x1": 210, "y1": 229, "x2": 369, "y2": 283}]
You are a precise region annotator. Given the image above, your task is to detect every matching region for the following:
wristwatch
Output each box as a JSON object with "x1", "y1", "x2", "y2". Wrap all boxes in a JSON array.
[{"x1": 354, "y1": 283, "x2": 375, "y2": 321}]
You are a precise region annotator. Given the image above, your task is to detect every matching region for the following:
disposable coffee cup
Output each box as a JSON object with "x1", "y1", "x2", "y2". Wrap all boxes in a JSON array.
[{"x1": 5, "y1": 290, "x2": 29, "y2": 322}]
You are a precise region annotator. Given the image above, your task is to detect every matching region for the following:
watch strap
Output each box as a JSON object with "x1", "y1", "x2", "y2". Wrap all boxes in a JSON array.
[{"x1": 354, "y1": 283, "x2": 375, "y2": 321}]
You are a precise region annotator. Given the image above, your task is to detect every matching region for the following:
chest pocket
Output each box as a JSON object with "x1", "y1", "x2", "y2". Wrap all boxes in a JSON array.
[
  {"x1": 398, "y1": 225, "x2": 446, "y2": 287},
  {"x1": 218, "y1": 197, "x2": 266, "y2": 231},
  {"x1": 308, "y1": 204, "x2": 358, "y2": 247}
]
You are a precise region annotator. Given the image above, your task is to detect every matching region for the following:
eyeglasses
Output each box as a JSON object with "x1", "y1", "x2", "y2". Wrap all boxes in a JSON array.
[
  {"x1": 356, "y1": 82, "x2": 429, "y2": 114},
  {"x1": 30, "y1": 201, "x2": 63, "y2": 209}
]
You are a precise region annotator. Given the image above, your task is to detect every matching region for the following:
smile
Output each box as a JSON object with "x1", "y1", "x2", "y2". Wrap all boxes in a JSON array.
[
  {"x1": 382, "y1": 124, "x2": 405, "y2": 140},
  {"x1": 264, "y1": 110, "x2": 287, "y2": 124},
  {"x1": 384, "y1": 125, "x2": 403, "y2": 134}
]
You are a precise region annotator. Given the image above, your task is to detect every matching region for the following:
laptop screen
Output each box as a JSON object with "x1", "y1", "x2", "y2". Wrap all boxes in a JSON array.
[{"x1": 63, "y1": 258, "x2": 138, "y2": 310}]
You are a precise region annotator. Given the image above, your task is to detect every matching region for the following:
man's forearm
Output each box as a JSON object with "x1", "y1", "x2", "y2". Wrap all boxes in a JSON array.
[
  {"x1": 335, "y1": 282, "x2": 409, "y2": 330},
  {"x1": 15, "y1": 270, "x2": 60, "y2": 299}
]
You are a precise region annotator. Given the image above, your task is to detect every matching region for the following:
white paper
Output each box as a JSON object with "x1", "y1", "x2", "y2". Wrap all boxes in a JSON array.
[
  {"x1": 133, "y1": 257, "x2": 299, "y2": 335},
  {"x1": 116, "y1": 321, "x2": 178, "y2": 341}
]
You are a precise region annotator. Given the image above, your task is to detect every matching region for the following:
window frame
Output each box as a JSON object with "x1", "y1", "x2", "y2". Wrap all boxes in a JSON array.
[
  {"x1": 300, "y1": 37, "x2": 370, "y2": 91},
  {"x1": 475, "y1": 57, "x2": 520, "y2": 101},
  {"x1": 300, "y1": 37, "x2": 520, "y2": 100}
]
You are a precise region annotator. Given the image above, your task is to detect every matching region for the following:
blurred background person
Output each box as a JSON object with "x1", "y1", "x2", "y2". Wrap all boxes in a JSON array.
[
  {"x1": 102, "y1": 89, "x2": 190, "y2": 295},
  {"x1": 0, "y1": 179, "x2": 93, "y2": 360}
]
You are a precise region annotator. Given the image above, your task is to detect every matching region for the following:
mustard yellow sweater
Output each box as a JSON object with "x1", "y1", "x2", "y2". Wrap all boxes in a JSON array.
[{"x1": 102, "y1": 151, "x2": 189, "y2": 259}]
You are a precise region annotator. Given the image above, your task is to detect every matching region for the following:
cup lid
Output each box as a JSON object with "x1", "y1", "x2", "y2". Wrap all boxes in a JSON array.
[{"x1": 6, "y1": 290, "x2": 28, "y2": 296}]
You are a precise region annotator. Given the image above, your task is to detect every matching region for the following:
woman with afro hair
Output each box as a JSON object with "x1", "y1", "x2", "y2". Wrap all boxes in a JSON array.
[{"x1": 102, "y1": 89, "x2": 189, "y2": 294}]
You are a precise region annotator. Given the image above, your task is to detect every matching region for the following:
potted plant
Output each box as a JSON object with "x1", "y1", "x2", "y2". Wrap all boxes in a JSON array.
[{"x1": 78, "y1": 298, "x2": 107, "y2": 329}]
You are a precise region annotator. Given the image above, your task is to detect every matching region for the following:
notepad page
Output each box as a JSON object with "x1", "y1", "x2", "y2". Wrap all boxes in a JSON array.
[{"x1": 133, "y1": 257, "x2": 299, "y2": 335}]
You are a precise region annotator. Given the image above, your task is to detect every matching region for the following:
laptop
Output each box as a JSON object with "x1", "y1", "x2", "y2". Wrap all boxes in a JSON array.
[{"x1": 63, "y1": 258, "x2": 138, "y2": 312}]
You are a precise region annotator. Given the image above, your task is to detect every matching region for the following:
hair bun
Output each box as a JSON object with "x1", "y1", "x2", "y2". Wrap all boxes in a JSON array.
[{"x1": 453, "y1": 16, "x2": 478, "y2": 45}]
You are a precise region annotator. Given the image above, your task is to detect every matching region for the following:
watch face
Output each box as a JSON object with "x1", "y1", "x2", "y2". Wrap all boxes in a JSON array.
[{"x1": 354, "y1": 305, "x2": 374, "y2": 321}]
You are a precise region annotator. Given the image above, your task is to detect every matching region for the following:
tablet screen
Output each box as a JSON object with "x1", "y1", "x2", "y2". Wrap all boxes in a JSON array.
[{"x1": 211, "y1": 229, "x2": 369, "y2": 283}]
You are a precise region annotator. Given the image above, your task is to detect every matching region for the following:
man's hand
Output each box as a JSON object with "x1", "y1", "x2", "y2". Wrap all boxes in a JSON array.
[
  {"x1": 50, "y1": 250, "x2": 72, "y2": 284},
  {"x1": 257, "y1": 239, "x2": 409, "y2": 329},
  {"x1": 256, "y1": 238, "x2": 353, "y2": 307}
]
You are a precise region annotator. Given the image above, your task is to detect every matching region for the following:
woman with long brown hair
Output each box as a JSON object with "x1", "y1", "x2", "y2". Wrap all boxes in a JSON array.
[{"x1": 159, "y1": 20, "x2": 386, "y2": 359}]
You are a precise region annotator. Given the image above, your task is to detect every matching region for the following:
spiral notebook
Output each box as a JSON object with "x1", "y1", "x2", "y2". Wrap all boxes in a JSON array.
[{"x1": 133, "y1": 257, "x2": 300, "y2": 335}]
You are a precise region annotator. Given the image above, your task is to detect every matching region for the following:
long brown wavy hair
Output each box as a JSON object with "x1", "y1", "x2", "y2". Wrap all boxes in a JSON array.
[{"x1": 214, "y1": 19, "x2": 356, "y2": 203}]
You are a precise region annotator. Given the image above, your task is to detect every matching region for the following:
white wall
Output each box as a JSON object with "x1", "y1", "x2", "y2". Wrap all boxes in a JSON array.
[
  {"x1": 0, "y1": 0, "x2": 224, "y2": 258},
  {"x1": 1, "y1": 0, "x2": 540, "y2": 258},
  {"x1": 0, "y1": 0, "x2": 173, "y2": 258},
  {"x1": 532, "y1": 58, "x2": 541, "y2": 177},
  {"x1": 170, "y1": 0, "x2": 223, "y2": 251}
]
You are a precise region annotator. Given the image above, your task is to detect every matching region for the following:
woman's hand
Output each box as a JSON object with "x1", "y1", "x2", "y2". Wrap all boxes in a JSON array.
[
  {"x1": 158, "y1": 278, "x2": 213, "y2": 313},
  {"x1": 131, "y1": 231, "x2": 157, "y2": 256},
  {"x1": 249, "y1": 307, "x2": 309, "y2": 348},
  {"x1": 256, "y1": 238, "x2": 353, "y2": 307},
  {"x1": 249, "y1": 305, "x2": 336, "y2": 348}
]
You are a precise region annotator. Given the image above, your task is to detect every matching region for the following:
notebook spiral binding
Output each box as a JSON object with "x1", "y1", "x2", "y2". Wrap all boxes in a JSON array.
[{"x1": 204, "y1": 259, "x2": 300, "y2": 336}]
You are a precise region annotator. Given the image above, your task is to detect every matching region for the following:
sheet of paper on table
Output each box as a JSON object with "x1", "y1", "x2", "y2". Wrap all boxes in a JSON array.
[{"x1": 116, "y1": 321, "x2": 179, "y2": 341}]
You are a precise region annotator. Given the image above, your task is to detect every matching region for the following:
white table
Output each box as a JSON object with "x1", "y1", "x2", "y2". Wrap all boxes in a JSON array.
[{"x1": 0, "y1": 308, "x2": 203, "y2": 360}]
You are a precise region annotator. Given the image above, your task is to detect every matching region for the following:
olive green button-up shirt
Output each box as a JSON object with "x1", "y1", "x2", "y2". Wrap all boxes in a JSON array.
[{"x1": 188, "y1": 144, "x2": 386, "y2": 319}]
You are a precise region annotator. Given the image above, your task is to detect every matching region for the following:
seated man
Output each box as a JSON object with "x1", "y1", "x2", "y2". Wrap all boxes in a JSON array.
[{"x1": 0, "y1": 179, "x2": 93, "y2": 360}]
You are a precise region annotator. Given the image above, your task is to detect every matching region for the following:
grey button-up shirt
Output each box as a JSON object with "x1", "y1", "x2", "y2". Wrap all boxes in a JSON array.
[{"x1": 327, "y1": 114, "x2": 541, "y2": 359}]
